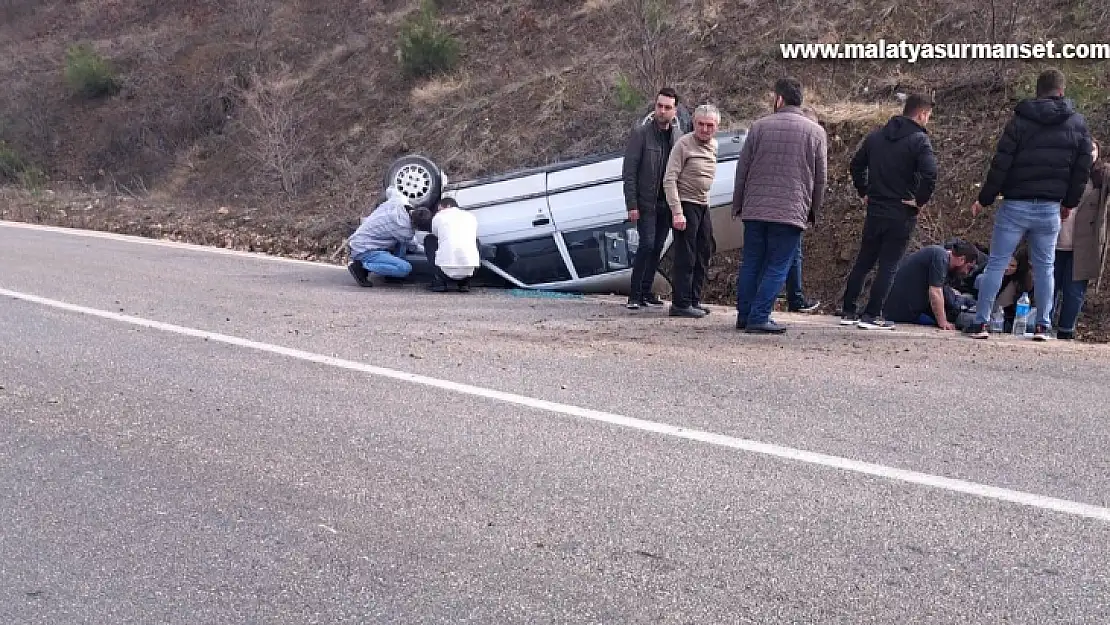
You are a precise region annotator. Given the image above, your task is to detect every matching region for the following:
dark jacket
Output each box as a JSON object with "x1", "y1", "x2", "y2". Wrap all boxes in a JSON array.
[
  {"x1": 850, "y1": 115, "x2": 937, "y2": 220},
  {"x1": 978, "y1": 96, "x2": 1093, "y2": 209},
  {"x1": 622, "y1": 116, "x2": 687, "y2": 214}
]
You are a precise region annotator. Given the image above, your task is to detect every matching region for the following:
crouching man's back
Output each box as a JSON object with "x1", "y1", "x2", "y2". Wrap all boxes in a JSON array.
[{"x1": 426, "y1": 197, "x2": 480, "y2": 293}]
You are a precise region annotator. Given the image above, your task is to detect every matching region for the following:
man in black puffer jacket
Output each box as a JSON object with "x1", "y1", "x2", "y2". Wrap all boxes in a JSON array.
[
  {"x1": 967, "y1": 68, "x2": 1093, "y2": 341},
  {"x1": 840, "y1": 93, "x2": 938, "y2": 330}
]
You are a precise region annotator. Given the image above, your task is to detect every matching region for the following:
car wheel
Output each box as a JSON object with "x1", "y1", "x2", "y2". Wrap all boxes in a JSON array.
[{"x1": 383, "y1": 155, "x2": 443, "y2": 209}]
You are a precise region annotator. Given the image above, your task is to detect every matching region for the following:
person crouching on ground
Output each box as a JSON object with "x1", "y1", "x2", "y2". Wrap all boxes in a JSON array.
[
  {"x1": 1053, "y1": 138, "x2": 1109, "y2": 339},
  {"x1": 881, "y1": 241, "x2": 980, "y2": 330},
  {"x1": 975, "y1": 250, "x2": 1033, "y2": 332},
  {"x1": 425, "y1": 197, "x2": 480, "y2": 293},
  {"x1": 662, "y1": 103, "x2": 720, "y2": 318},
  {"x1": 347, "y1": 188, "x2": 433, "y2": 287}
]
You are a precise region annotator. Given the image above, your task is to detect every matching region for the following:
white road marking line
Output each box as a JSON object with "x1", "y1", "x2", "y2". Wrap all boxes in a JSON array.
[
  {"x1": 0, "y1": 220, "x2": 336, "y2": 268},
  {"x1": 3, "y1": 285, "x2": 1109, "y2": 524}
]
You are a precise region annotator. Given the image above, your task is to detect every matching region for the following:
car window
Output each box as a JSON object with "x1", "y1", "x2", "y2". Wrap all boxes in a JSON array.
[
  {"x1": 715, "y1": 131, "x2": 746, "y2": 160},
  {"x1": 561, "y1": 225, "x2": 637, "y2": 279},
  {"x1": 488, "y1": 235, "x2": 573, "y2": 285}
]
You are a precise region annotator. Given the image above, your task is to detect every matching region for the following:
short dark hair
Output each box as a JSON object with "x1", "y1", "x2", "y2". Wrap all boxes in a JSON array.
[
  {"x1": 410, "y1": 207, "x2": 433, "y2": 230},
  {"x1": 438, "y1": 196, "x2": 459, "y2": 209},
  {"x1": 1036, "y1": 68, "x2": 1066, "y2": 97},
  {"x1": 775, "y1": 77, "x2": 803, "y2": 107},
  {"x1": 950, "y1": 240, "x2": 979, "y2": 262},
  {"x1": 903, "y1": 93, "x2": 934, "y2": 117},
  {"x1": 657, "y1": 87, "x2": 678, "y2": 103}
]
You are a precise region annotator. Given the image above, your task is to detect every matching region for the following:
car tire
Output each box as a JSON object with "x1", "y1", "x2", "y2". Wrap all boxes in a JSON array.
[{"x1": 383, "y1": 155, "x2": 443, "y2": 209}]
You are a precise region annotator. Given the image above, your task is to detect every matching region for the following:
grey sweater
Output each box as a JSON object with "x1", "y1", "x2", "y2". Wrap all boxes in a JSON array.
[{"x1": 349, "y1": 200, "x2": 414, "y2": 256}]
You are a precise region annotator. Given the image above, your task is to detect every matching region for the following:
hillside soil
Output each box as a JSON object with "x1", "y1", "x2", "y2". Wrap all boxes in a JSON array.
[{"x1": 1, "y1": 0, "x2": 1108, "y2": 339}]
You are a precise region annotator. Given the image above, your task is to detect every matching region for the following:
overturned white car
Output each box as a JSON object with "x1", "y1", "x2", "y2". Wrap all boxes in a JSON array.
[{"x1": 380, "y1": 127, "x2": 748, "y2": 294}]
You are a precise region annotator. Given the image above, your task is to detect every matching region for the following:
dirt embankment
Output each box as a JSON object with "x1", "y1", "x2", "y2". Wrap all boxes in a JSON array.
[{"x1": 1, "y1": 0, "x2": 1108, "y2": 339}]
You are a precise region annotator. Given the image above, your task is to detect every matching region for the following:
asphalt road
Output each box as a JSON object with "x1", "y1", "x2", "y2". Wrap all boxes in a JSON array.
[{"x1": 1, "y1": 221, "x2": 1108, "y2": 624}]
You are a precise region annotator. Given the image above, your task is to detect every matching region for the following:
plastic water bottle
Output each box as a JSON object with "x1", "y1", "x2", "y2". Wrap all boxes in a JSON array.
[
  {"x1": 990, "y1": 307, "x2": 1005, "y2": 333},
  {"x1": 1013, "y1": 292, "x2": 1030, "y2": 337},
  {"x1": 627, "y1": 228, "x2": 639, "y2": 249}
]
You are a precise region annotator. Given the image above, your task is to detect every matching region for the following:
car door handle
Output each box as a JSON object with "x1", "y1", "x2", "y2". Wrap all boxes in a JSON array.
[{"x1": 532, "y1": 217, "x2": 550, "y2": 226}]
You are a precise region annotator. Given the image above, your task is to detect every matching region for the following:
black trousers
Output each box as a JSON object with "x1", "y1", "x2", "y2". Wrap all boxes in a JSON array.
[
  {"x1": 842, "y1": 214, "x2": 915, "y2": 317},
  {"x1": 888, "y1": 285, "x2": 968, "y2": 325},
  {"x1": 423, "y1": 235, "x2": 471, "y2": 286},
  {"x1": 629, "y1": 207, "x2": 672, "y2": 300},
  {"x1": 671, "y1": 201, "x2": 713, "y2": 308}
]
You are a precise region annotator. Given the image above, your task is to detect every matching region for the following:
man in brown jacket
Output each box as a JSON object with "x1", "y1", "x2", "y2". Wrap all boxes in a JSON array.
[{"x1": 732, "y1": 77, "x2": 828, "y2": 334}]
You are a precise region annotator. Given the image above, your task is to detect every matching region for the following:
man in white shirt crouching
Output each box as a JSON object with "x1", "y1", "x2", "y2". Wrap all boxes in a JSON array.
[{"x1": 425, "y1": 197, "x2": 480, "y2": 292}]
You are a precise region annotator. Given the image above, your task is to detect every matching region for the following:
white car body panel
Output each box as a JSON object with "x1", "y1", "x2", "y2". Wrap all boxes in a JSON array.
[
  {"x1": 445, "y1": 173, "x2": 554, "y2": 245},
  {"x1": 545, "y1": 158, "x2": 626, "y2": 233}
]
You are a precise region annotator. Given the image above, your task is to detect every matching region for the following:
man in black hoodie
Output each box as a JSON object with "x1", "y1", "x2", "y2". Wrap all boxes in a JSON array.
[
  {"x1": 840, "y1": 93, "x2": 938, "y2": 330},
  {"x1": 967, "y1": 68, "x2": 1093, "y2": 341}
]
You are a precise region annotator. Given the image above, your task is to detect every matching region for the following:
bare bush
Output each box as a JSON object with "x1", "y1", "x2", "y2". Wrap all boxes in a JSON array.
[
  {"x1": 237, "y1": 72, "x2": 315, "y2": 199},
  {"x1": 612, "y1": 0, "x2": 683, "y2": 97},
  {"x1": 1, "y1": 87, "x2": 58, "y2": 168},
  {"x1": 0, "y1": 0, "x2": 37, "y2": 26},
  {"x1": 233, "y1": 0, "x2": 275, "y2": 64},
  {"x1": 986, "y1": 0, "x2": 1021, "y2": 43}
]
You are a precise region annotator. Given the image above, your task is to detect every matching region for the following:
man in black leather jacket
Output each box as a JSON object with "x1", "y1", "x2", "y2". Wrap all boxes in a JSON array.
[
  {"x1": 840, "y1": 93, "x2": 938, "y2": 330},
  {"x1": 622, "y1": 87, "x2": 690, "y2": 310},
  {"x1": 967, "y1": 68, "x2": 1093, "y2": 340}
]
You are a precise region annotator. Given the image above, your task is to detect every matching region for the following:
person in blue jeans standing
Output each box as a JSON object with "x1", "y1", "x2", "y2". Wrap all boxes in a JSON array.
[
  {"x1": 968, "y1": 68, "x2": 1093, "y2": 340},
  {"x1": 784, "y1": 243, "x2": 819, "y2": 313},
  {"x1": 782, "y1": 104, "x2": 823, "y2": 315},
  {"x1": 731, "y1": 77, "x2": 827, "y2": 334}
]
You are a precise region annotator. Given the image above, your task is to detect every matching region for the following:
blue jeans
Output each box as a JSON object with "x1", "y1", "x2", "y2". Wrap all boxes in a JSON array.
[
  {"x1": 354, "y1": 248, "x2": 412, "y2": 278},
  {"x1": 785, "y1": 240, "x2": 806, "y2": 308},
  {"x1": 736, "y1": 220, "x2": 804, "y2": 325},
  {"x1": 974, "y1": 199, "x2": 1061, "y2": 327},
  {"x1": 1054, "y1": 250, "x2": 1089, "y2": 332}
]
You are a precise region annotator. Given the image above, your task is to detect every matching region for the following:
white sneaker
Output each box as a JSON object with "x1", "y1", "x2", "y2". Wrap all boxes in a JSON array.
[{"x1": 857, "y1": 315, "x2": 895, "y2": 330}]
